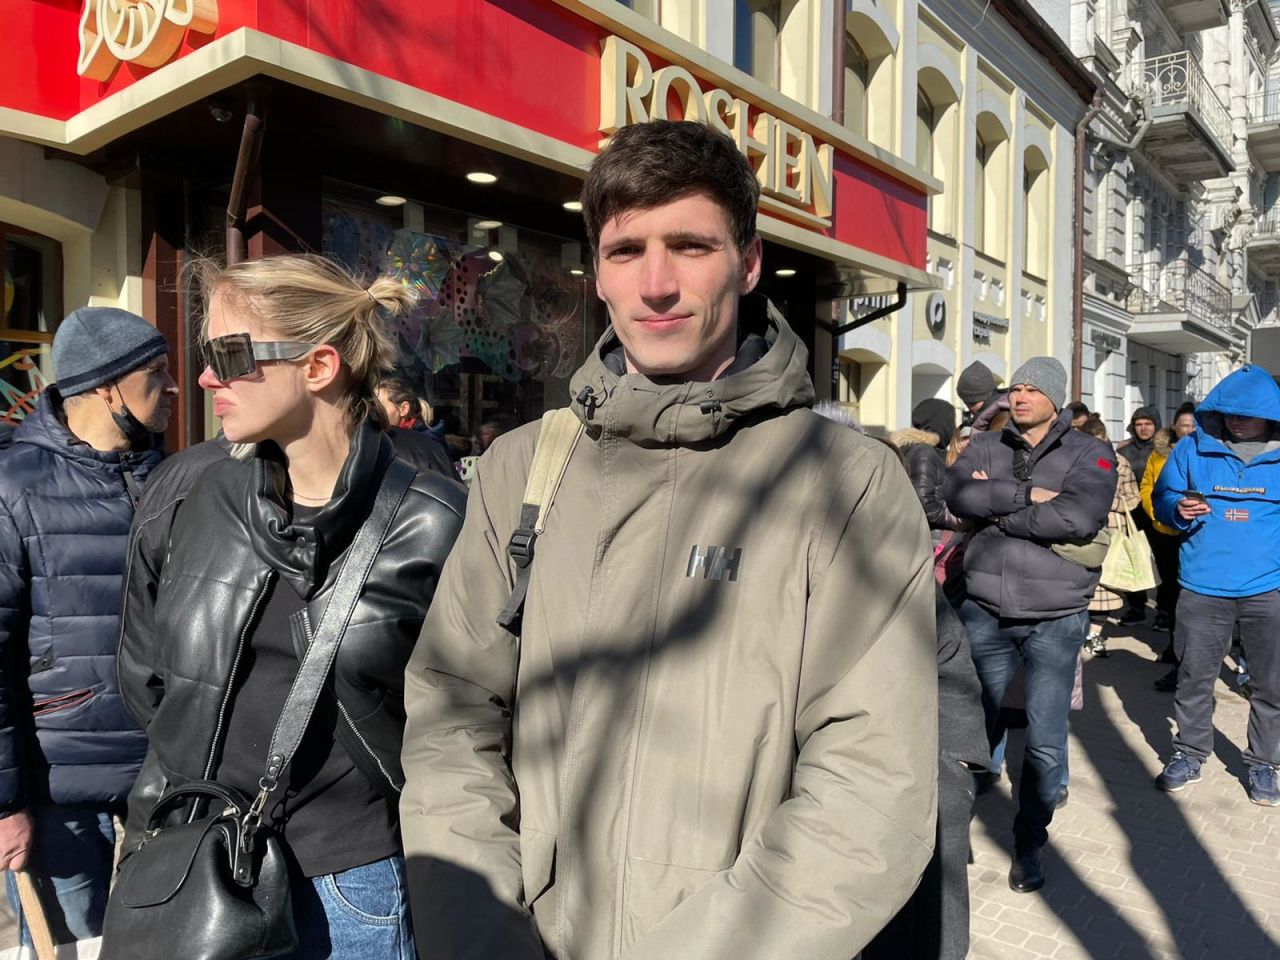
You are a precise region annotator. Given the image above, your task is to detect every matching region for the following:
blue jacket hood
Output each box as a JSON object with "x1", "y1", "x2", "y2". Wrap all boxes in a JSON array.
[{"x1": 1196, "y1": 365, "x2": 1280, "y2": 433}]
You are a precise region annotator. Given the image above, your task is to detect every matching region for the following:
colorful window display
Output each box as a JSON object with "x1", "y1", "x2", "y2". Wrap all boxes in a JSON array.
[
  {"x1": 1, "y1": 226, "x2": 60, "y2": 428},
  {"x1": 322, "y1": 187, "x2": 605, "y2": 451}
]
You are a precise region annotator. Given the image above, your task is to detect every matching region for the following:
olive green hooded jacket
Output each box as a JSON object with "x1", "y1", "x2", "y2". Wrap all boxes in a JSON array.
[{"x1": 401, "y1": 304, "x2": 939, "y2": 960}]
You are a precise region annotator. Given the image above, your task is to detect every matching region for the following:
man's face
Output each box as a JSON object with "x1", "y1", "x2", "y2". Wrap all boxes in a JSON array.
[
  {"x1": 114, "y1": 356, "x2": 178, "y2": 433},
  {"x1": 1174, "y1": 413, "x2": 1196, "y2": 438},
  {"x1": 1008, "y1": 384, "x2": 1057, "y2": 431},
  {"x1": 1134, "y1": 418, "x2": 1156, "y2": 441},
  {"x1": 1225, "y1": 414, "x2": 1269, "y2": 441},
  {"x1": 594, "y1": 192, "x2": 762, "y2": 383}
]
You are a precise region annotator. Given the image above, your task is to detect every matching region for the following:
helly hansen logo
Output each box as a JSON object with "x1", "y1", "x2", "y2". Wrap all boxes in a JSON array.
[{"x1": 687, "y1": 545, "x2": 743, "y2": 582}]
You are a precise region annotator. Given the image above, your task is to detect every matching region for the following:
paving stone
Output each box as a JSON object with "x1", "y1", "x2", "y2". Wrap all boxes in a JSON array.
[{"x1": 969, "y1": 627, "x2": 1280, "y2": 957}]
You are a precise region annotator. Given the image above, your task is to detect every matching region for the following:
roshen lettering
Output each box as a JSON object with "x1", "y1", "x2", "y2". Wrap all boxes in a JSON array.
[{"x1": 599, "y1": 35, "x2": 834, "y2": 224}]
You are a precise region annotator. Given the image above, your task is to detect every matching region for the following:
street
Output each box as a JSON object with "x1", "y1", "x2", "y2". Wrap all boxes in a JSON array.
[{"x1": 970, "y1": 623, "x2": 1280, "y2": 959}]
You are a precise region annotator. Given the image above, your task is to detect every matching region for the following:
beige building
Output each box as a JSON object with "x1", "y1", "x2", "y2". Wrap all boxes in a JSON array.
[{"x1": 833, "y1": 0, "x2": 1095, "y2": 431}]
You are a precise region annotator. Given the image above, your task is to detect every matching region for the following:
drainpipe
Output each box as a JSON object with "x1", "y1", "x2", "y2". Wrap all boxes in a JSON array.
[
  {"x1": 1072, "y1": 88, "x2": 1104, "y2": 403},
  {"x1": 226, "y1": 91, "x2": 265, "y2": 266}
]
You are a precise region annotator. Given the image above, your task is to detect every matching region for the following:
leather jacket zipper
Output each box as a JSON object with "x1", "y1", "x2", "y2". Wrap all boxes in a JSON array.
[
  {"x1": 202, "y1": 571, "x2": 275, "y2": 781},
  {"x1": 336, "y1": 698, "x2": 401, "y2": 793}
]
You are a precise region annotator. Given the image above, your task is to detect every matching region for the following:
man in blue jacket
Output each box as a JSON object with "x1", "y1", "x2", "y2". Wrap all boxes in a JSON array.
[
  {"x1": 0, "y1": 307, "x2": 175, "y2": 945},
  {"x1": 1153, "y1": 364, "x2": 1280, "y2": 806}
]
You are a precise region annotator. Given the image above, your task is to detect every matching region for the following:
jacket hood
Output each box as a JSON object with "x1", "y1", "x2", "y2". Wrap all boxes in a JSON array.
[
  {"x1": 910, "y1": 398, "x2": 956, "y2": 448},
  {"x1": 1127, "y1": 405, "x2": 1162, "y2": 435},
  {"x1": 247, "y1": 417, "x2": 396, "y2": 599},
  {"x1": 14, "y1": 387, "x2": 163, "y2": 477},
  {"x1": 1195, "y1": 365, "x2": 1280, "y2": 442},
  {"x1": 889, "y1": 427, "x2": 941, "y2": 449},
  {"x1": 1153, "y1": 428, "x2": 1176, "y2": 457},
  {"x1": 568, "y1": 296, "x2": 814, "y2": 445}
]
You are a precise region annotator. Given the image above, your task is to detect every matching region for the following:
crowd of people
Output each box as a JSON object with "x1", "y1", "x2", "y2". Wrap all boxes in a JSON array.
[{"x1": 0, "y1": 119, "x2": 1274, "y2": 960}]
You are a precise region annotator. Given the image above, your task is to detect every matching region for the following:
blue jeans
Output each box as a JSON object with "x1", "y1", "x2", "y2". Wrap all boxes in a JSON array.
[
  {"x1": 961, "y1": 600, "x2": 1088, "y2": 847},
  {"x1": 281, "y1": 855, "x2": 415, "y2": 960},
  {"x1": 4, "y1": 803, "x2": 118, "y2": 946}
]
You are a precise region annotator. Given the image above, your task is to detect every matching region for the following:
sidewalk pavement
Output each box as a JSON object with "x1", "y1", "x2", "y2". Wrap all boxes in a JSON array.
[{"x1": 968, "y1": 622, "x2": 1280, "y2": 960}]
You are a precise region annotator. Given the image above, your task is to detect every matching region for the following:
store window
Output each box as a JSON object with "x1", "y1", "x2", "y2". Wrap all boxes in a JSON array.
[
  {"x1": 734, "y1": 0, "x2": 782, "y2": 86},
  {"x1": 321, "y1": 182, "x2": 606, "y2": 458},
  {"x1": 2, "y1": 224, "x2": 61, "y2": 428}
]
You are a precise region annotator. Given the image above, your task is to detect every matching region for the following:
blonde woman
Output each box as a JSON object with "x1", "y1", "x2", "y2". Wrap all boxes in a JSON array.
[{"x1": 112, "y1": 255, "x2": 466, "y2": 959}]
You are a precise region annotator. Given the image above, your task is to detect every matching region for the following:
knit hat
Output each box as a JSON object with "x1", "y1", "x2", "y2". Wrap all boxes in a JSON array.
[
  {"x1": 53, "y1": 307, "x2": 168, "y2": 397},
  {"x1": 956, "y1": 361, "x2": 1001, "y2": 406},
  {"x1": 1008, "y1": 356, "x2": 1068, "y2": 411},
  {"x1": 911, "y1": 398, "x2": 957, "y2": 449}
]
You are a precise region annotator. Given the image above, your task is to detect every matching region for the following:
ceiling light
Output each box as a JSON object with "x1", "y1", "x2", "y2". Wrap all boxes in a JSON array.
[
  {"x1": 488, "y1": 250, "x2": 505, "y2": 262},
  {"x1": 474, "y1": 219, "x2": 503, "y2": 230},
  {"x1": 569, "y1": 268, "x2": 585, "y2": 276},
  {"x1": 563, "y1": 200, "x2": 583, "y2": 212},
  {"x1": 467, "y1": 171, "x2": 498, "y2": 184},
  {"x1": 775, "y1": 268, "x2": 797, "y2": 278},
  {"x1": 376, "y1": 195, "x2": 407, "y2": 207}
]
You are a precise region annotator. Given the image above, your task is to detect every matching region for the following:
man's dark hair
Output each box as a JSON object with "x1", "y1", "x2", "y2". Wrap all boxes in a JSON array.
[
  {"x1": 1065, "y1": 401, "x2": 1090, "y2": 419},
  {"x1": 581, "y1": 120, "x2": 760, "y2": 254}
]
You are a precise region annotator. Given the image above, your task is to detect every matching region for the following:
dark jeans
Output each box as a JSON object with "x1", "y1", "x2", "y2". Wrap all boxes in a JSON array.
[
  {"x1": 960, "y1": 600, "x2": 1088, "y2": 847},
  {"x1": 1173, "y1": 589, "x2": 1280, "y2": 767},
  {"x1": 1151, "y1": 533, "x2": 1181, "y2": 620}
]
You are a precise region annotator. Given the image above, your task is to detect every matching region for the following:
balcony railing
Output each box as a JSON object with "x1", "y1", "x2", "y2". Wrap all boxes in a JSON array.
[
  {"x1": 1248, "y1": 90, "x2": 1280, "y2": 125},
  {"x1": 1254, "y1": 211, "x2": 1280, "y2": 239},
  {"x1": 1127, "y1": 257, "x2": 1233, "y2": 331},
  {"x1": 1131, "y1": 52, "x2": 1233, "y2": 151}
]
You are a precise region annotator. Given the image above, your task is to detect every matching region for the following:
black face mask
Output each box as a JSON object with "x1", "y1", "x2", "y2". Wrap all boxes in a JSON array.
[{"x1": 109, "y1": 386, "x2": 156, "y2": 450}]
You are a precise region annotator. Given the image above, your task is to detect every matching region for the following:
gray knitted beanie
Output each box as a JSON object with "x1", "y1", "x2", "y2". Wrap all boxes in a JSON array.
[
  {"x1": 1008, "y1": 356, "x2": 1068, "y2": 411},
  {"x1": 53, "y1": 307, "x2": 168, "y2": 397}
]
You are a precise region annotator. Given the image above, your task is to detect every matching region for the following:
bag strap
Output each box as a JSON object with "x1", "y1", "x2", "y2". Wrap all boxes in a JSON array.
[
  {"x1": 496, "y1": 408, "x2": 584, "y2": 632},
  {"x1": 245, "y1": 457, "x2": 416, "y2": 829}
]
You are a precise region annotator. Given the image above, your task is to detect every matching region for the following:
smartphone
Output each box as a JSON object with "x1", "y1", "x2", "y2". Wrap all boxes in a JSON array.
[{"x1": 1181, "y1": 489, "x2": 1208, "y2": 504}]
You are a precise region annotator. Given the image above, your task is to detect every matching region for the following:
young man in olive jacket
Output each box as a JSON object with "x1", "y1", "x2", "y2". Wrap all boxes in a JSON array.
[
  {"x1": 400, "y1": 120, "x2": 940, "y2": 960},
  {"x1": 945, "y1": 357, "x2": 1116, "y2": 894}
]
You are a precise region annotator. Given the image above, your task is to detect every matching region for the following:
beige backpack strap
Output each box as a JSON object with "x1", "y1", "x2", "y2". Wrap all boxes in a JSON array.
[{"x1": 496, "y1": 408, "x2": 584, "y2": 631}]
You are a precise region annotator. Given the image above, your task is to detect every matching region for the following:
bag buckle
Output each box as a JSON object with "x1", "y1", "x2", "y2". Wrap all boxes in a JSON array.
[{"x1": 508, "y1": 528, "x2": 537, "y2": 568}]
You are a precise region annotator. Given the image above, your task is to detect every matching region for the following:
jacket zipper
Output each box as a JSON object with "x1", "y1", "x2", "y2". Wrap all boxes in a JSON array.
[
  {"x1": 336, "y1": 698, "x2": 401, "y2": 793},
  {"x1": 202, "y1": 572, "x2": 274, "y2": 781}
]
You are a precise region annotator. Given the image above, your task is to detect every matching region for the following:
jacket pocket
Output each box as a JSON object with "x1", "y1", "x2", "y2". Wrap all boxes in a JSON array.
[
  {"x1": 520, "y1": 827, "x2": 556, "y2": 908},
  {"x1": 32, "y1": 688, "x2": 93, "y2": 717},
  {"x1": 623, "y1": 857, "x2": 725, "y2": 947}
]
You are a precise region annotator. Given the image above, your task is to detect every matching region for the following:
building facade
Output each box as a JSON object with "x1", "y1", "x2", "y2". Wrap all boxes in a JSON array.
[
  {"x1": 832, "y1": 0, "x2": 1095, "y2": 431},
  {"x1": 0, "y1": 0, "x2": 938, "y2": 452},
  {"x1": 1042, "y1": 0, "x2": 1280, "y2": 438}
]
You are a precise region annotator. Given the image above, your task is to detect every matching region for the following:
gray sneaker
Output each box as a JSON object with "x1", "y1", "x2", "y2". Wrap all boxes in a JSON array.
[{"x1": 1248, "y1": 764, "x2": 1280, "y2": 807}]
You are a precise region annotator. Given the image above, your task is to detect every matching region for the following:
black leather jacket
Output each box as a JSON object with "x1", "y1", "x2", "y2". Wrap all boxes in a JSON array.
[{"x1": 117, "y1": 420, "x2": 466, "y2": 847}]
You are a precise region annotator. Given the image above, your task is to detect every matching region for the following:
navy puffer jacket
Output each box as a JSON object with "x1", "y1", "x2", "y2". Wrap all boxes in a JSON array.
[{"x1": 0, "y1": 389, "x2": 161, "y2": 810}]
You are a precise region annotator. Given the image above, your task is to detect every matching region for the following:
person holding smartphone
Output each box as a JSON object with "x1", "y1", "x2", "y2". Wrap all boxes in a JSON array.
[{"x1": 1153, "y1": 364, "x2": 1280, "y2": 807}]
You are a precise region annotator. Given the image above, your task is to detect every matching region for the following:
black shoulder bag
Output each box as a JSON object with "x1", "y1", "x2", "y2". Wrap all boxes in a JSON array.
[{"x1": 100, "y1": 459, "x2": 416, "y2": 960}]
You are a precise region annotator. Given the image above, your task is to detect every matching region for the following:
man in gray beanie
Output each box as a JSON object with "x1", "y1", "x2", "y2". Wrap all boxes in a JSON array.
[
  {"x1": 0, "y1": 306, "x2": 175, "y2": 947},
  {"x1": 957, "y1": 360, "x2": 1009, "y2": 433},
  {"x1": 944, "y1": 356, "x2": 1115, "y2": 894}
]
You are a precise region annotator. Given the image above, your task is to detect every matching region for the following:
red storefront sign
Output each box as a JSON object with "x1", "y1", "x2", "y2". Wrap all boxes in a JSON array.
[{"x1": 1, "y1": 0, "x2": 929, "y2": 278}]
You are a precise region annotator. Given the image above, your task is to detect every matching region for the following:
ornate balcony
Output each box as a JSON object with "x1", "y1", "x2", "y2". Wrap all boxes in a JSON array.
[
  {"x1": 1247, "y1": 91, "x2": 1280, "y2": 172},
  {"x1": 1126, "y1": 257, "x2": 1235, "y2": 353},
  {"x1": 1131, "y1": 52, "x2": 1234, "y2": 183},
  {"x1": 1248, "y1": 211, "x2": 1280, "y2": 274},
  {"x1": 1159, "y1": 0, "x2": 1229, "y2": 33}
]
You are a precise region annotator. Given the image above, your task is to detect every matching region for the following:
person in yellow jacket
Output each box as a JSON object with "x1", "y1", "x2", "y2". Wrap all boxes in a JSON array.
[
  {"x1": 399, "y1": 120, "x2": 939, "y2": 960},
  {"x1": 1140, "y1": 404, "x2": 1197, "y2": 688}
]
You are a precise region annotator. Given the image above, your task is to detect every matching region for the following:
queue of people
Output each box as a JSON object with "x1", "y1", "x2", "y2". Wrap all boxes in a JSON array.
[{"x1": 0, "y1": 116, "x2": 1274, "y2": 960}]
